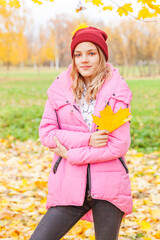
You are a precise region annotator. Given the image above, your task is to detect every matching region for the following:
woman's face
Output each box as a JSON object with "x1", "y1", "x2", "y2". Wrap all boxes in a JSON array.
[{"x1": 74, "y1": 42, "x2": 100, "y2": 81}]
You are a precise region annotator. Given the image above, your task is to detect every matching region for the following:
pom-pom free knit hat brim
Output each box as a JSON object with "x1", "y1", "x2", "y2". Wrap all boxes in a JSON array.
[{"x1": 71, "y1": 26, "x2": 108, "y2": 61}]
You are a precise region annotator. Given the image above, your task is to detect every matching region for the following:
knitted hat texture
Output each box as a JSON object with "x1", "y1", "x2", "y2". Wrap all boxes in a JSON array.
[{"x1": 71, "y1": 26, "x2": 108, "y2": 61}]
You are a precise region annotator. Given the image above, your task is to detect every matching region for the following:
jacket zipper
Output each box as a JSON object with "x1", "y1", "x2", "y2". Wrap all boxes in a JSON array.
[
  {"x1": 119, "y1": 157, "x2": 129, "y2": 173},
  {"x1": 87, "y1": 163, "x2": 92, "y2": 201},
  {"x1": 74, "y1": 104, "x2": 92, "y2": 201},
  {"x1": 73, "y1": 104, "x2": 81, "y2": 113},
  {"x1": 53, "y1": 156, "x2": 62, "y2": 174},
  {"x1": 53, "y1": 103, "x2": 88, "y2": 174},
  {"x1": 53, "y1": 110, "x2": 62, "y2": 174}
]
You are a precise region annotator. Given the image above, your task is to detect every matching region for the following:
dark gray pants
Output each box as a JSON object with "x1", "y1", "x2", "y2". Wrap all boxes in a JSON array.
[{"x1": 30, "y1": 182, "x2": 124, "y2": 240}]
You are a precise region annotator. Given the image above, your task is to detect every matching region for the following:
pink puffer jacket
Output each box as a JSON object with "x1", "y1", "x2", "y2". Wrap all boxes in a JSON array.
[{"x1": 39, "y1": 63, "x2": 133, "y2": 222}]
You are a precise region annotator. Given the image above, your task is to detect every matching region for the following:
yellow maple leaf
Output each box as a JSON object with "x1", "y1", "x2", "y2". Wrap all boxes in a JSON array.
[
  {"x1": 150, "y1": 208, "x2": 160, "y2": 217},
  {"x1": 154, "y1": 232, "x2": 160, "y2": 238},
  {"x1": 137, "y1": 0, "x2": 156, "y2": 4},
  {"x1": 32, "y1": 0, "x2": 42, "y2": 5},
  {"x1": 139, "y1": 220, "x2": 151, "y2": 231},
  {"x1": 117, "y1": 3, "x2": 133, "y2": 16},
  {"x1": 85, "y1": 0, "x2": 103, "y2": 7},
  {"x1": 72, "y1": 23, "x2": 89, "y2": 36},
  {"x1": 9, "y1": 0, "x2": 20, "y2": 8},
  {"x1": 89, "y1": 236, "x2": 95, "y2": 240},
  {"x1": 146, "y1": 2, "x2": 160, "y2": 14},
  {"x1": 92, "y1": 105, "x2": 131, "y2": 133},
  {"x1": 103, "y1": 5, "x2": 113, "y2": 11},
  {"x1": 138, "y1": 6, "x2": 157, "y2": 19}
]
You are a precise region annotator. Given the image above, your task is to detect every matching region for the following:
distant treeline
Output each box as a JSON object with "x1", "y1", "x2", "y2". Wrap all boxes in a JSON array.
[{"x1": 0, "y1": 6, "x2": 160, "y2": 76}]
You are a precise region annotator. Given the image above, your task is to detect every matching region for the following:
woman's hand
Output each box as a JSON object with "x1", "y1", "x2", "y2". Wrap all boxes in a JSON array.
[
  {"x1": 89, "y1": 129, "x2": 109, "y2": 148},
  {"x1": 50, "y1": 136, "x2": 68, "y2": 159}
]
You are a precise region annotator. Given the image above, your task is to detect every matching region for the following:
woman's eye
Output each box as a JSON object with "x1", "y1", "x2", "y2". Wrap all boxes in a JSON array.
[
  {"x1": 75, "y1": 54, "x2": 81, "y2": 57},
  {"x1": 89, "y1": 52, "x2": 95, "y2": 55}
]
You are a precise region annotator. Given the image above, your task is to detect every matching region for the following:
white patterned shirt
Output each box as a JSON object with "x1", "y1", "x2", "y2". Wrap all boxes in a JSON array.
[{"x1": 77, "y1": 84, "x2": 96, "y2": 132}]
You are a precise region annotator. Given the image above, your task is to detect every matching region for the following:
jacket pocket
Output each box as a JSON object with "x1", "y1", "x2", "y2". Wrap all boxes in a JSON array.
[
  {"x1": 119, "y1": 157, "x2": 129, "y2": 174},
  {"x1": 53, "y1": 156, "x2": 62, "y2": 174}
]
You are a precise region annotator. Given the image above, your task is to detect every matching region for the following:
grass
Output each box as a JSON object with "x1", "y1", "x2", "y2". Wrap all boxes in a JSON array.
[{"x1": 0, "y1": 67, "x2": 160, "y2": 153}]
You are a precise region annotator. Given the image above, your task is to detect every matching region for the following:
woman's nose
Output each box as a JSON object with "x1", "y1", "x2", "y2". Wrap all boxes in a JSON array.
[{"x1": 81, "y1": 54, "x2": 88, "y2": 62}]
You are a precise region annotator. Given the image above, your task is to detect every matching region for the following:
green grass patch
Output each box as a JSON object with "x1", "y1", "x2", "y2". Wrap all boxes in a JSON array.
[
  {"x1": 128, "y1": 79, "x2": 160, "y2": 152},
  {"x1": 0, "y1": 68, "x2": 160, "y2": 153}
]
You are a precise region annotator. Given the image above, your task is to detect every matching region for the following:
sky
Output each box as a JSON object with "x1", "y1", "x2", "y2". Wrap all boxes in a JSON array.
[
  {"x1": 19, "y1": 0, "x2": 160, "y2": 36},
  {"x1": 21, "y1": 0, "x2": 140, "y2": 27}
]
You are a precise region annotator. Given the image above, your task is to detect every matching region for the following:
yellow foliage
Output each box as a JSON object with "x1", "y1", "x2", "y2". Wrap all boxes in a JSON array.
[
  {"x1": 139, "y1": 220, "x2": 151, "y2": 231},
  {"x1": 154, "y1": 232, "x2": 160, "y2": 238},
  {"x1": 137, "y1": 0, "x2": 156, "y2": 5},
  {"x1": 92, "y1": 105, "x2": 131, "y2": 132},
  {"x1": 9, "y1": 0, "x2": 20, "y2": 8},
  {"x1": 149, "y1": 208, "x2": 160, "y2": 217},
  {"x1": 103, "y1": 5, "x2": 113, "y2": 11},
  {"x1": 138, "y1": 5, "x2": 157, "y2": 19},
  {"x1": 0, "y1": 0, "x2": 6, "y2": 7},
  {"x1": 32, "y1": 0, "x2": 42, "y2": 4},
  {"x1": 149, "y1": 3, "x2": 160, "y2": 14},
  {"x1": 0, "y1": 0, "x2": 160, "y2": 20},
  {"x1": 72, "y1": 23, "x2": 89, "y2": 36},
  {"x1": 0, "y1": 138, "x2": 160, "y2": 238},
  {"x1": 117, "y1": 3, "x2": 133, "y2": 16},
  {"x1": 85, "y1": 0, "x2": 103, "y2": 7},
  {"x1": 89, "y1": 236, "x2": 95, "y2": 240}
]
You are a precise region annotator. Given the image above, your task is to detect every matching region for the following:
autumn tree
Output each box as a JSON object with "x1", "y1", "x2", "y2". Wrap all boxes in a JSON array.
[
  {"x1": 2, "y1": 0, "x2": 160, "y2": 20},
  {"x1": 0, "y1": 6, "x2": 28, "y2": 67}
]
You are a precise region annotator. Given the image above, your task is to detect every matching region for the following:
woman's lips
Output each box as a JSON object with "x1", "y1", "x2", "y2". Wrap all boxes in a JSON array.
[{"x1": 80, "y1": 66, "x2": 91, "y2": 69}]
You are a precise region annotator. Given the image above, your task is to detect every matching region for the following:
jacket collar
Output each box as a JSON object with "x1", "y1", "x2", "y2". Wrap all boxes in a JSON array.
[{"x1": 47, "y1": 62, "x2": 132, "y2": 119}]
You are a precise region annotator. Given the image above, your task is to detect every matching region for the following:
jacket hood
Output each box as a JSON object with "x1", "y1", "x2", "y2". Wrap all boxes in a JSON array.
[{"x1": 47, "y1": 63, "x2": 132, "y2": 109}]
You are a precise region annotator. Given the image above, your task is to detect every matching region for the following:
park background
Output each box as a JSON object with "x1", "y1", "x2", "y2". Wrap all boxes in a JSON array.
[{"x1": 0, "y1": 0, "x2": 160, "y2": 239}]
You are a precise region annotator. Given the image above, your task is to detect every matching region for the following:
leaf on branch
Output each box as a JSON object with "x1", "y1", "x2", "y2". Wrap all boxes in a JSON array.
[
  {"x1": 92, "y1": 105, "x2": 132, "y2": 132},
  {"x1": 103, "y1": 5, "x2": 113, "y2": 11},
  {"x1": 138, "y1": 6, "x2": 157, "y2": 19},
  {"x1": 32, "y1": 0, "x2": 42, "y2": 5},
  {"x1": 117, "y1": 3, "x2": 133, "y2": 16},
  {"x1": 147, "y1": 2, "x2": 160, "y2": 14},
  {"x1": 137, "y1": 0, "x2": 156, "y2": 5},
  {"x1": 85, "y1": 0, "x2": 103, "y2": 7},
  {"x1": 76, "y1": 5, "x2": 86, "y2": 13}
]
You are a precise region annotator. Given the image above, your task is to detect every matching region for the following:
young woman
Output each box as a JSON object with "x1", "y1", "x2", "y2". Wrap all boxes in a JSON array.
[{"x1": 30, "y1": 26, "x2": 133, "y2": 240}]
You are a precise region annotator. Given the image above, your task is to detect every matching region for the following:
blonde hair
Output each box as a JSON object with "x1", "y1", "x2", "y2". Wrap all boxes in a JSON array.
[{"x1": 70, "y1": 45, "x2": 112, "y2": 105}]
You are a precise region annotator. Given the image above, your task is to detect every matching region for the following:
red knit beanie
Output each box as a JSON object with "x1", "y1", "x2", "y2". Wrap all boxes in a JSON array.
[{"x1": 71, "y1": 26, "x2": 108, "y2": 61}]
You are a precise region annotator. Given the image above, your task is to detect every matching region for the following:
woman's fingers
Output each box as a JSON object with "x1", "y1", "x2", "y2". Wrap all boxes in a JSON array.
[
  {"x1": 97, "y1": 129, "x2": 109, "y2": 134},
  {"x1": 50, "y1": 148, "x2": 55, "y2": 152},
  {"x1": 96, "y1": 142, "x2": 107, "y2": 147},
  {"x1": 53, "y1": 136, "x2": 61, "y2": 146},
  {"x1": 96, "y1": 135, "x2": 108, "y2": 140}
]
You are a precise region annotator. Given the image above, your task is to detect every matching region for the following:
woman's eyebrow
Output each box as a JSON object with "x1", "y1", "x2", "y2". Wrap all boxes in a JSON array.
[{"x1": 74, "y1": 49, "x2": 97, "y2": 53}]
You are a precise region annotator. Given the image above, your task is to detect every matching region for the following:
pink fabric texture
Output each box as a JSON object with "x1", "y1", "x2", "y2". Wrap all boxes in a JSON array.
[{"x1": 39, "y1": 63, "x2": 133, "y2": 222}]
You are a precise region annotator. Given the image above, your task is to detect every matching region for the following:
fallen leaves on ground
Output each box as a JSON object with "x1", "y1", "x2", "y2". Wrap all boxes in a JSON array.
[{"x1": 0, "y1": 137, "x2": 160, "y2": 239}]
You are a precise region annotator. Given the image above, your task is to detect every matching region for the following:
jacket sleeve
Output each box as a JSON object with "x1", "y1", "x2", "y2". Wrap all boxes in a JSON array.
[
  {"x1": 39, "y1": 99, "x2": 91, "y2": 149},
  {"x1": 67, "y1": 100, "x2": 131, "y2": 165}
]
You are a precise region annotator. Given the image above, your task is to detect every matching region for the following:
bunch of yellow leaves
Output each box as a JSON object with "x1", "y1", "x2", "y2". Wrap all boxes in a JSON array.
[{"x1": 92, "y1": 105, "x2": 132, "y2": 133}]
